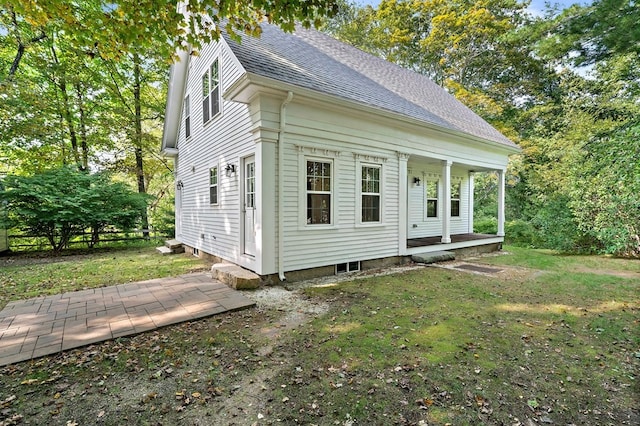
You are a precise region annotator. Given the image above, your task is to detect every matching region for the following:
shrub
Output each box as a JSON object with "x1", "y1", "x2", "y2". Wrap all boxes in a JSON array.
[{"x1": 0, "y1": 167, "x2": 149, "y2": 253}]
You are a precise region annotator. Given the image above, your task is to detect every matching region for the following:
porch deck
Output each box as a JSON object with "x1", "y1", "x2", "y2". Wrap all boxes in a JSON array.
[{"x1": 407, "y1": 233, "x2": 497, "y2": 248}]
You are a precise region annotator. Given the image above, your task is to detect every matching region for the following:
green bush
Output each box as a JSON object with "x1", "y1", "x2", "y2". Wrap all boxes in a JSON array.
[
  {"x1": 474, "y1": 217, "x2": 497, "y2": 234},
  {"x1": 0, "y1": 167, "x2": 150, "y2": 253},
  {"x1": 504, "y1": 219, "x2": 536, "y2": 247}
]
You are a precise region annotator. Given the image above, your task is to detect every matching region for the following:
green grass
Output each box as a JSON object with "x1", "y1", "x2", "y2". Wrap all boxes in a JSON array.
[
  {"x1": 0, "y1": 246, "x2": 637, "y2": 425},
  {"x1": 0, "y1": 246, "x2": 209, "y2": 309},
  {"x1": 266, "y1": 249, "x2": 639, "y2": 425}
]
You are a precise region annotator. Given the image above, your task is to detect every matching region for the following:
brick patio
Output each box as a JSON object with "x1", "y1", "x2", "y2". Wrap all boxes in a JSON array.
[{"x1": 0, "y1": 273, "x2": 255, "y2": 367}]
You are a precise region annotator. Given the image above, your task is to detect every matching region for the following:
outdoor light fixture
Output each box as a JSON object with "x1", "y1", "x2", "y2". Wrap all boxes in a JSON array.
[
  {"x1": 225, "y1": 163, "x2": 236, "y2": 177},
  {"x1": 176, "y1": 180, "x2": 184, "y2": 190},
  {"x1": 413, "y1": 177, "x2": 421, "y2": 186}
]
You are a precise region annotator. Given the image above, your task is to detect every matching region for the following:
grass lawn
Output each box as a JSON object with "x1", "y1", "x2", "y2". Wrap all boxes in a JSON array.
[
  {"x1": 0, "y1": 246, "x2": 637, "y2": 425},
  {"x1": 0, "y1": 245, "x2": 210, "y2": 309}
]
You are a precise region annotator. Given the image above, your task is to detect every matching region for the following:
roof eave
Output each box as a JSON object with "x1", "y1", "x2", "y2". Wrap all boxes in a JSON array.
[
  {"x1": 225, "y1": 72, "x2": 521, "y2": 154},
  {"x1": 161, "y1": 48, "x2": 190, "y2": 152}
]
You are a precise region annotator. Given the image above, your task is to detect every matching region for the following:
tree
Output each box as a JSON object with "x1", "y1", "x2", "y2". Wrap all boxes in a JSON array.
[
  {"x1": 1, "y1": 0, "x2": 339, "y2": 82},
  {"x1": 0, "y1": 167, "x2": 149, "y2": 252}
]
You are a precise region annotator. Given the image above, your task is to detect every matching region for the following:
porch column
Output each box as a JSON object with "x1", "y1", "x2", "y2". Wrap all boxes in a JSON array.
[
  {"x1": 497, "y1": 168, "x2": 506, "y2": 237},
  {"x1": 441, "y1": 160, "x2": 452, "y2": 244},
  {"x1": 398, "y1": 152, "x2": 410, "y2": 255},
  {"x1": 468, "y1": 171, "x2": 475, "y2": 234}
]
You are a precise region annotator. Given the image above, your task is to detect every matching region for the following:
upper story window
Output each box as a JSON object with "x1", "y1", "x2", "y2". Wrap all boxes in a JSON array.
[
  {"x1": 184, "y1": 95, "x2": 191, "y2": 139},
  {"x1": 451, "y1": 182, "x2": 461, "y2": 217},
  {"x1": 202, "y1": 59, "x2": 220, "y2": 123},
  {"x1": 306, "y1": 160, "x2": 332, "y2": 225},
  {"x1": 361, "y1": 165, "x2": 381, "y2": 222},
  {"x1": 426, "y1": 180, "x2": 438, "y2": 218},
  {"x1": 209, "y1": 166, "x2": 218, "y2": 205}
]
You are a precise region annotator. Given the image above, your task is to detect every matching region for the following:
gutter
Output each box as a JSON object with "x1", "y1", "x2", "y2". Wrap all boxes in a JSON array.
[{"x1": 278, "y1": 91, "x2": 294, "y2": 282}]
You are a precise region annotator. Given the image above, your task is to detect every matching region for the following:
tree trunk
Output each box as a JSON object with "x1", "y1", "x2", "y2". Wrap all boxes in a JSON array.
[
  {"x1": 133, "y1": 53, "x2": 149, "y2": 237},
  {"x1": 51, "y1": 43, "x2": 84, "y2": 172},
  {"x1": 75, "y1": 82, "x2": 89, "y2": 171}
]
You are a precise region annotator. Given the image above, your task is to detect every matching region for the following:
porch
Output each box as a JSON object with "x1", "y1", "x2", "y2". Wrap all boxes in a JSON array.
[{"x1": 406, "y1": 233, "x2": 503, "y2": 255}]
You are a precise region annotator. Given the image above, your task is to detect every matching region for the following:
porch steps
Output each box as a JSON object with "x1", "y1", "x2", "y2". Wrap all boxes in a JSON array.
[
  {"x1": 412, "y1": 250, "x2": 455, "y2": 264},
  {"x1": 156, "y1": 239, "x2": 185, "y2": 255},
  {"x1": 212, "y1": 263, "x2": 261, "y2": 290}
]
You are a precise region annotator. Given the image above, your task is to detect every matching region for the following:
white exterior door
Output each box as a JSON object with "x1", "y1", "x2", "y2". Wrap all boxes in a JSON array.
[{"x1": 243, "y1": 156, "x2": 256, "y2": 256}]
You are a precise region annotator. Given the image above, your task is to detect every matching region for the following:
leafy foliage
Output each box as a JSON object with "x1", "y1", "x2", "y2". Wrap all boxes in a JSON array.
[
  {"x1": 0, "y1": 167, "x2": 149, "y2": 252},
  {"x1": 1, "y1": 0, "x2": 338, "y2": 77}
]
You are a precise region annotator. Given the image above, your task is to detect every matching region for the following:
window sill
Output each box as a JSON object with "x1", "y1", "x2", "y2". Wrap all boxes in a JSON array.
[{"x1": 300, "y1": 224, "x2": 338, "y2": 231}]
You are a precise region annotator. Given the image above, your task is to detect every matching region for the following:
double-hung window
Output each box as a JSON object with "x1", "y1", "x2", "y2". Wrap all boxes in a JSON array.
[
  {"x1": 361, "y1": 165, "x2": 381, "y2": 222},
  {"x1": 426, "y1": 180, "x2": 438, "y2": 218},
  {"x1": 306, "y1": 160, "x2": 332, "y2": 225},
  {"x1": 209, "y1": 166, "x2": 218, "y2": 205},
  {"x1": 451, "y1": 182, "x2": 461, "y2": 217},
  {"x1": 202, "y1": 59, "x2": 220, "y2": 123},
  {"x1": 184, "y1": 95, "x2": 191, "y2": 139}
]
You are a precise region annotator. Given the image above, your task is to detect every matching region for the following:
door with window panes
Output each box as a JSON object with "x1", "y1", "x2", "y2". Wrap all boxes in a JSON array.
[{"x1": 243, "y1": 156, "x2": 256, "y2": 256}]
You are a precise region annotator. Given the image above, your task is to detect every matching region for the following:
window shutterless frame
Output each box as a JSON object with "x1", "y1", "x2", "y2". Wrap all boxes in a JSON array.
[
  {"x1": 305, "y1": 159, "x2": 332, "y2": 225},
  {"x1": 209, "y1": 166, "x2": 219, "y2": 205},
  {"x1": 451, "y1": 181, "x2": 461, "y2": 217},
  {"x1": 202, "y1": 58, "x2": 220, "y2": 124},
  {"x1": 360, "y1": 164, "x2": 381, "y2": 223}
]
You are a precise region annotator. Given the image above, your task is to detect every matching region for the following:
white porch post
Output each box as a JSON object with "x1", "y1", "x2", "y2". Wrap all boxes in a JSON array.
[
  {"x1": 441, "y1": 160, "x2": 452, "y2": 244},
  {"x1": 468, "y1": 171, "x2": 475, "y2": 234},
  {"x1": 497, "y1": 168, "x2": 506, "y2": 237},
  {"x1": 398, "y1": 152, "x2": 410, "y2": 255}
]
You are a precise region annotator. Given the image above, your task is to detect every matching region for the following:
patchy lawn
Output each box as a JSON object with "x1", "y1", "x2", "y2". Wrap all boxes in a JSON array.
[
  {"x1": 0, "y1": 246, "x2": 209, "y2": 309},
  {"x1": 0, "y1": 247, "x2": 638, "y2": 425}
]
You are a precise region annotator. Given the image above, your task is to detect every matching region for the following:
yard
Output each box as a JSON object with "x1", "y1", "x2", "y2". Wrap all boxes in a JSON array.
[{"x1": 0, "y1": 246, "x2": 638, "y2": 425}]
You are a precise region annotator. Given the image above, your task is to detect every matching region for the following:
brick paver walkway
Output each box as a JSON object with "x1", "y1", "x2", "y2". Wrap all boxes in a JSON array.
[{"x1": 0, "y1": 273, "x2": 255, "y2": 367}]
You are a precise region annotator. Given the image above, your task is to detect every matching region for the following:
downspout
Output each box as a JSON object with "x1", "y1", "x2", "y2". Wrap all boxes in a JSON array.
[{"x1": 278, "y1": 91, "x2": 294, "y2": 282}]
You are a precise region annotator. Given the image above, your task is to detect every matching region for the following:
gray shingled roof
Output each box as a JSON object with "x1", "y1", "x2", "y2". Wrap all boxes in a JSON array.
[{"x1": 223, "y1": 24, "x2": 518, "y2": 149}]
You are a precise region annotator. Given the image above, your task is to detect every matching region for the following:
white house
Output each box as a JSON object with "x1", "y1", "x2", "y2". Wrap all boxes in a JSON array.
[{"x1": 161, "y1": 24, "x2": 520, "y2": 281}]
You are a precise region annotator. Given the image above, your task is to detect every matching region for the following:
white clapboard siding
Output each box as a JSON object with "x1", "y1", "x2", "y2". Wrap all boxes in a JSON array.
[
  {"x1": 174, "y1": 39, "x2": 253, "y2": 262},
  {"x1": 279, "y1": 104, "x2": 401, "y2": 272}
]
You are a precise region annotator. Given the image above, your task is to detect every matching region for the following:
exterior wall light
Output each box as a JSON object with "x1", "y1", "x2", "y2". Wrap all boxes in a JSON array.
[{"x1": 225, "y1": 163, "x2": 236, "y2": 177}]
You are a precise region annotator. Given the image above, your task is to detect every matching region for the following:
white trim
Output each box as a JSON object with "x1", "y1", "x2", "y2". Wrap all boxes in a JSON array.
[
  {"x1": 184, "y1": 93, "x2": 191, "y2": 140},
  {"x1": 424, "y1": 177, "x2": 439, "y2": 220},
  {"x1": 299, "y1": 153, "x2": 338, "y2": 230},
  {"x1": 356, "y1": 160, "x2": 384, "y2": 226},
  {"x1": 441, "y1": 160, "x2": 452, "y2": 244},
  {"x1": 468, "y1": 172, "x2": 475, "y2": 233},
  {"x1": 497, "y1": 169, "x2": 506, "y2": 237},
  {"x1": 406, "y1": 236, "x2": 504, "y2": 255},
  {"x1": 225, "y1": 73, "x2": 521, "y2": 155},
  {"x1": 398, "y1": 152, "x2": 409, "y2": 255},
  {"x1": 208, "y1": 161, "x2": 219, "y2": 206},
  {"x1": 202, "y1": 57, "x2": 222, "y2": 125}
]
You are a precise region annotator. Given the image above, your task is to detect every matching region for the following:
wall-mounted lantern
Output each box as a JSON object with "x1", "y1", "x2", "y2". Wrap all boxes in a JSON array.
[
  {"x1": 413, "y1": 177, "x2": 421, "y2": 186},
  {"x1": 225, "y1": 163, "x2": 236, "y2": 177}
]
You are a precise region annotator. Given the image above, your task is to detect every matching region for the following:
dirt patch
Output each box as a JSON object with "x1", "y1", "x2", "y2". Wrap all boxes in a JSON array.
[{"x1": 432, "y1": 260, "x2": 537, "y2": 280}]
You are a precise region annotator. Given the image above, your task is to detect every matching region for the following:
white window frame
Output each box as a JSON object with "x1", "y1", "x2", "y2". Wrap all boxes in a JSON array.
[
  {"x1": 425, "y1": 179, "x2": 439, "y2": 219},
  {"x1": 184, "y1": 94, "x2": 191, "y2": 139},
  {"x1": 451, "y1": 181, "x2": 461, "y2": 218},
  {"x1": 202, "y1": 58, "x2": 220, "y2": 124},
  {"x1": 209, "y1": 164, "x2": 219, "y2": 206},
  {"x1": 302, "y1": 157, "x2": 334, "y2": 228},
  {"x1": 357, "y1": 162, "x2": 384, "y2": 226}
]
